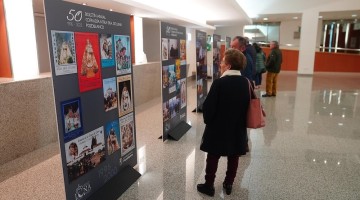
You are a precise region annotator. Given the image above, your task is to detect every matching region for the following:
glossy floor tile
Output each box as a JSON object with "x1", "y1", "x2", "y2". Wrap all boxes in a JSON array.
[{"x1": 0, "y1": 72, "x2": 360, "y2": 200}]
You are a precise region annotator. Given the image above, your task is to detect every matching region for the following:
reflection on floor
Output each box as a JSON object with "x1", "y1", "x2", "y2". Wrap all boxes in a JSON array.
[{"x1": 0, "y1": 72, "x2": 360, "y2": 200}]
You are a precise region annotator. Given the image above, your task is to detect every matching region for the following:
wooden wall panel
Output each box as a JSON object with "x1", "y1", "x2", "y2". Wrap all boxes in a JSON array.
[
  {"x1": 130, "y1": 15, "x2": 135, "y2": 65},
  {"x1": 0, "y1": 0, "x2": 12, "y2": 77},
  {"x1": 314, "y1": 52, "x2": 360, "y2": 72}
]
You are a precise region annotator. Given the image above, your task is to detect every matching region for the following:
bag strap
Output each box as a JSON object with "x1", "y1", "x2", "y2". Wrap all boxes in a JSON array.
[{"x1": 246, "y1": 78, "x2": 257, "y2": 100}]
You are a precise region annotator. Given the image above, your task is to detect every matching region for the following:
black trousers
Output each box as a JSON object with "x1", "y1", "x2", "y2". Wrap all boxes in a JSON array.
[{"x1": 204, "y1": 153, "x2": 240, "y2": 186}]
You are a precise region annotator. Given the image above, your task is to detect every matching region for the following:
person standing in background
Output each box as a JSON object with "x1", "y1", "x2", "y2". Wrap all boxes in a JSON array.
[
  {"x1": 230, "y1": 36, "x2": 252, "y2": 153},
  {"x1": 245, "y1": 37, "x2": 257, "y2": 81},
  {"x1": 262, "y1": 41, "x2": 282, "y2": 97},
  {"x1": 230, "y1": 36, "x2": 254, "y2": 81},
  {"x1": 253, "y1": 43, "x2": 266, "y2": 89}
]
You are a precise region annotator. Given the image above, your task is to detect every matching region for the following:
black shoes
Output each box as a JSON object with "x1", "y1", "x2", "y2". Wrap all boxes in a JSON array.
[
  {"x1": 262, "y1": 94, "x2": 276, "y2": 97},
  {"x1": 197, "y1": 184, "x2": 215, "y2": 197},
  {"x1": 223, "y1": 182, "x2": 233, "y2": 195}
]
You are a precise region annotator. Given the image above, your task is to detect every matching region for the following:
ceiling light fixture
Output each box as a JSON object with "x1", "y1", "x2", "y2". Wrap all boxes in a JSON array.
[
  {"x1": 319, "y1": 16, "x2": 323, "y2": 19},
  {"x1": 263, "y1": 17, "x2": 268, "y2": 21},
  {"x1": 82, "y1": 3, "x2": 87, "y2": 5},
  {"x1": 293, "y1": 17, "x2": 298, "y2": 19},
  {"x1": 109, "y1": 9, "x2": 113, "y2": 11}
]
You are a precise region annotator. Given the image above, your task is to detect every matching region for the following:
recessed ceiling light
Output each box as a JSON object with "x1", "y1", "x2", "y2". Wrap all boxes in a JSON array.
[
  {"x1": 82, "y1": 2, "x2": 87, "y2": 5},
  {"x1": 109, "y1": 9, "x2": 113, "y2": 11},
  {"x1": 319, "y1": 16, "x2": 323, "y2": 19},
  {"x1": 352, "y1": 14, "x2": 357, "y2": 17},
  {"x1": 263, "y1": 18, "x2": 268, "y2": 21}
]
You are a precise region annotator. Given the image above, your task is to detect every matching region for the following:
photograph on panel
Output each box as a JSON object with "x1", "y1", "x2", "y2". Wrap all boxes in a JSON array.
[
  {"x1": 114, "y1": 35, "x2": 131, "y2": 75},
  {"x1": 65, "y1": 126, "x2": 106, "y2": 182},
  {"x1": 117, "y1": 75, "x2": 133, "y2": 117},
  {"x1": 103, "y1": 77, "x2": 118, "y2": 112},
  {"x1": 99, "y1": 33, "x2": 115, "y2": 67},
  {"x1": 168, "y1": 64, "x2": 176, "y2": 93},
  {"x1": 176, "y1": 59, "x2": 181, "y2": 80},
  {"x1": 180, "y1": 78, "x2": 186, "y2": 108},
  {"x1": 61, "y1": 98, "x2": 83, "y2": 142},
  {"x1": 169, "y1": 96, "x2": 178, "y2": 119},
  {"x1": 180, "y1": 39, "x2": 186, "y2": 65},
  {"x1": 162, "y1": 65, "x2": 169, "y2": 89},
  {"x1": 169, "y1": 38, "x2": 179, "y2": 59},
  {"x1": 163, "y1": 100, "x2": 170, "y2": 122},
  {"x1": 51, "y1": 30, "x2": 77, "y2": 75},
  {"x1": 161, "y1": 38, "x2": 169, "y2": 61},
  {"x1": 120, "y1": 113, "x2": 135, "y2": 156},
  {"x1": 105, "y1": 119, "x2": 121, "y2": 155},
  {"x1": 75, "y1": 32, "x2": 102, "y2": 92}
]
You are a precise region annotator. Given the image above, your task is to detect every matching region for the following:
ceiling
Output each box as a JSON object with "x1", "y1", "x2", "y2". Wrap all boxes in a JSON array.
[{"x1": 33, "y1": 0, "x2": 360, "y2": 29}]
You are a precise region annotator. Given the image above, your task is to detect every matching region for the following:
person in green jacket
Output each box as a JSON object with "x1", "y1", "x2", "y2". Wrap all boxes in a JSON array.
[{"x1": 262, "y1": 41, "x2": 282, "y2": 97}]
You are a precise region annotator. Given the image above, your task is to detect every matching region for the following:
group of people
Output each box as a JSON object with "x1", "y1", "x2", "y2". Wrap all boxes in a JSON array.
[{"x1": 197, "y1": 36, "x2": 282, "y2": 197}]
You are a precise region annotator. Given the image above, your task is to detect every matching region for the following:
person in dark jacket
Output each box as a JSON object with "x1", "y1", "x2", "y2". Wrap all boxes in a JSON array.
[
  {"x1": 262, "y1": 41, "x2": 282, "y2": 97},
  {"x1": 230, "y1": 36, "x2": 253, "y2": 81},
  {"x1": 197, "y1": 48, "x2": 251, "y2": 197}
]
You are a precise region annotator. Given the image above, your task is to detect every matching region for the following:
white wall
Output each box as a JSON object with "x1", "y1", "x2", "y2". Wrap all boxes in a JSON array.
[
  {"x1": 186, "y1": 28, "x2": 196, "y2": 77},
  {"x1": 280, "y1": 20, "x2": 301, "y2": 47},
  {"x1": 143, "y1": 18, "x2": 161, "y2": 62},
  {"x1": 34, "y1": 15, "x2": 51, "y2": 73},
  {"x1": 214, "y1": 26, "x2": 245, "y2": 41}
]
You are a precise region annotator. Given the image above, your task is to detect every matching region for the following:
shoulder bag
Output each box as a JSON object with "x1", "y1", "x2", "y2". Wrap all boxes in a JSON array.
[{"x1": 246, "y1": 79, "x2": 266, "y2": 128}]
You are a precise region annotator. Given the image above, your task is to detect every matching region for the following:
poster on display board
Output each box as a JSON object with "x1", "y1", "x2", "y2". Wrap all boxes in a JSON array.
[
  {"x1": 160, "y1": 22, "x2": 191, "y2": 141},
  {"x1": 195, "y1": 30, "x2": 208, "y2": 112},
  {"x1": 226, "y1": 36, "x2": 232, "y2": 50},
  {"x1": 44, "y1": 1, "x2": 139, "y2": 199},
  {"x1": 213, "y1": 34, "x2": 221, "y2": 80}
]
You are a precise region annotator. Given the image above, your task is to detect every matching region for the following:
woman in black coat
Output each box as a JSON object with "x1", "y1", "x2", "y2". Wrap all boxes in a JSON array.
[{"x1": 197, "y1": 48, "x2": 250, "y2": 197}]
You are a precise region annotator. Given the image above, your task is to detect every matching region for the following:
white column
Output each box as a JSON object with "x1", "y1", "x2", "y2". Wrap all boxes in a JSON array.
[
  {"x1": 4, "y1": 0, "x2": 39, "y2": 81},
  {"x1": 297, "y1": 9, "x2": 319, "y2": 75},
  {"x1": 134, "y1": 16, "x2": 145, "y2": 64}
]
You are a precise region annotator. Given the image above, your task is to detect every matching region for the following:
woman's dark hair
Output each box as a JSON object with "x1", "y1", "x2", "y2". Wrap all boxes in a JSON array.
[
  {"x1": 224, "y1": 48, "x2": 246, "y2": 71},
  {"x1": 253, "y1": 43, "x2": 262, "y2": 53}
]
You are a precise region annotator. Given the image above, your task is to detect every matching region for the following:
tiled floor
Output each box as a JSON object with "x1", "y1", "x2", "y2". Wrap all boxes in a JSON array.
[{"x1": 0, "y1": 71, "x2": 360, "y2": 200}]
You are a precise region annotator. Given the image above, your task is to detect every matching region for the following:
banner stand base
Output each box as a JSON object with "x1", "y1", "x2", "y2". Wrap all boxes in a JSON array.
[
  {"x1": 88, "y1": 165, "x2": 141, "y2": 200},
  {"x1": 168, "y1": 121, "x2": 192, "y2": 141}
]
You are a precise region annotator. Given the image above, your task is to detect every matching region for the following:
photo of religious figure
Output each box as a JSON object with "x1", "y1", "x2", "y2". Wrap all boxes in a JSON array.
[
  {"x1": 103, "y1": 77, "x2": 117, "y2": 112},
  {"x1": 180, "y1": 39, "x2": 186, "y2": 65},
  {"x1": 169, "y1": 39, "x2": 179, "y2": 59},
  {"x1": 169, "y1": 96, "x2": 177, "y2": 119},
  {"x1": 65, "y1": 126, "x2": 106, "y2": 183},
  {"x1": 180, "y1": 78, "x2": 186, "y2": 108},
  {"x1": 163, "y1": 100, "x2": 170, "y2": 122},
  {"x1": 61, "y1": 98, "x2": 83, "y2": 142},
  {"x1": 162, "y1": 65, "x2": 169, "y2": 89},
  {"x1": 197, "y1": 79, "x2": 203, "y2": 98},
  {"x1": 117, "y1": 75, "x2": 133, "y2": 117},
  {"x1": 114, "y1": 35, "x2": 131, "y2": 75},
  {"x1": 176, "y1": 59, "x2": 181, "y2": 80},
  {"x1": 51, "y1": 30, "x2": 77, "y2": 76},
  {"x1": 120, "y1": 113, "x2": 135, "y2": 156},
  {"x1": 75, "y1": 32, "x2": 102, "y2": 92},
  {"x1": 168, "y1": 64, "x2": 176, "y2": 93},
  {"x1": 161, "y1": 38, "x2": 168, "y2": 61},
  {"x1": 99, "y1": 33, "x2": 115, "y2": 67},
  {"x1": 105, "y1": 120, "x2": 121, "y2": 155}
]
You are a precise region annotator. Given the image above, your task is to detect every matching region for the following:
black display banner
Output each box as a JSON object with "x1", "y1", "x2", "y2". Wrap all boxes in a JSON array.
[
  {"x1": 226, "y1": 36, "x2": 232, "y2": 50},
  {"x1": 213, "y1": 34, "x2": 221, "y2": 80},
  {"x1": 44, "y1": 1, "x2": 139, "y2": 199},
  {"x1": 160, "y1": 22, "x2": 190, "y2": 141},
  {"x1": 195, "y1": 30, "x2": 208, "y2": 112}
]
